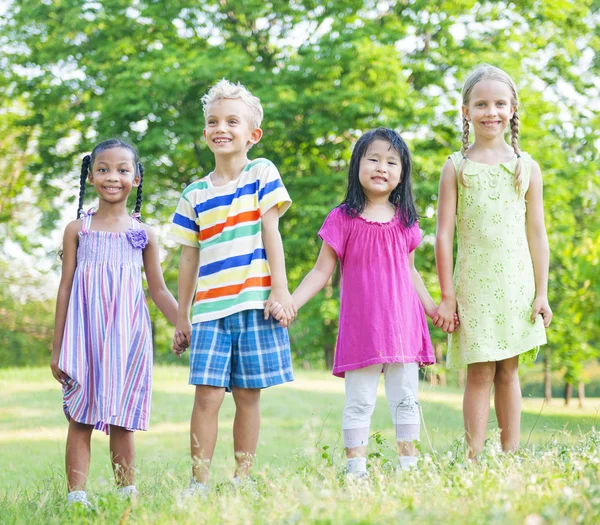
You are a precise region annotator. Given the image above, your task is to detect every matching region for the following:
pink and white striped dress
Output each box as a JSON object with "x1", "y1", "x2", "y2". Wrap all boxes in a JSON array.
[{"x1": 59, "y1": 211, "x2": 153, "y2": 434}]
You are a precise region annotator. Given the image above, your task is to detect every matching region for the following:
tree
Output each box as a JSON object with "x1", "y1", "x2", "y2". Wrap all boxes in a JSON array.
[{"x1": 0, "y1": 0, "x2": 598, "y2": 370}]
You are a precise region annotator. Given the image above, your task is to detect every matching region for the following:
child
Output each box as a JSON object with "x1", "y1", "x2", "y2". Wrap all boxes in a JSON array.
[
  {"x1": 169, "y1": 79, "x2": 294, "y2": 494},
  {"x1": 50, "y1": 139, "x2": 185, "y2": 506},
  {"x1": 434, "y1": 64, "x2": 552, "y2": 458},
  {"x1": 271, "y1": 128, "x2": 443, "y2": 477}
]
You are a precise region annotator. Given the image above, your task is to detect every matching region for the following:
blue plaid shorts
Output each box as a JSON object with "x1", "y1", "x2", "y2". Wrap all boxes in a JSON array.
[{"x1": 189, "y1": 309, "x2": 294, "y2": 390}]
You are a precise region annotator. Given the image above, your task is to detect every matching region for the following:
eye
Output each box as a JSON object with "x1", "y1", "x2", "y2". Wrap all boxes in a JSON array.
[
  {"x1": 119, "y1": 168, "x2": 130, "y2": 173},
  {"x1": 228, "y1": 119, "x2": 238, "y2": 125},
  {"x1": 389, "y1": 162, "x2": 398, "y2": 166}
]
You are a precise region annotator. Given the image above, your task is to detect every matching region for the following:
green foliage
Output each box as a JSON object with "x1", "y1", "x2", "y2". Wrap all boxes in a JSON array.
[{"x1": 0, "y1": 1, "x2": 598, "y2": 375}]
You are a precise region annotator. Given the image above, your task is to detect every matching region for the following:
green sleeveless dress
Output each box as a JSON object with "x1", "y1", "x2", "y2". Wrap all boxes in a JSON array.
[{"x1": 446, "y1": 151, "x2": 546, "y2": 369}]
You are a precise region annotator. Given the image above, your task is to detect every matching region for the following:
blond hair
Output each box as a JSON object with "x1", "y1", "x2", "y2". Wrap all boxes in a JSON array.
[
  {"x1": 458, "y1": 64, "x2": 524, "y2": 195},
  {"x1": 201, "y1": 79, "x2": 264, "y2": 129}
]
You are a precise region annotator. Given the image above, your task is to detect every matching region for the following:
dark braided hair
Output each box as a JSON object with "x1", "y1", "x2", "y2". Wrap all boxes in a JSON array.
[
  {"x1": 77, "y1": 155, "x2": 91, "y2": 218},
  {"x1": 340, "y1": 127, "x2": 418, "y2": 228},
  {"x1": 134, "y1": 162, "x2": 144, "y2": 216},
  {"x1": 76, "y1": 139, "x2": 143, "y2": 219}
]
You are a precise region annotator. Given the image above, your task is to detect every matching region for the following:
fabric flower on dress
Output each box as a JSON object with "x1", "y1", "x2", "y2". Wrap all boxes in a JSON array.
[{"x1": 125, "y1": 228, "x2": 148, "y2": 249}]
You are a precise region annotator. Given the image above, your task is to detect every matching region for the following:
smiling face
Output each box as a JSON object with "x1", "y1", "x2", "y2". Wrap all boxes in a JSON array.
[
  {"x1": 203, "y1": 98, "x2": 262, "y2": 156},
  {"x1": 463, "y1": 79, "x2": 516, "y2": 140},
  {"x1": 357, "y1": 139, "x2": 402, "y2": 200},
  {"x1": 88, "y1": 147, "x2": 139, "y2": 204}
]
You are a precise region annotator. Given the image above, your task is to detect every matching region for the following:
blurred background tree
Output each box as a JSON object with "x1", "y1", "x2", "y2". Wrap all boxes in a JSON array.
[{"x1": 0, "y1": 0, "x2": 598, "y2": 400}]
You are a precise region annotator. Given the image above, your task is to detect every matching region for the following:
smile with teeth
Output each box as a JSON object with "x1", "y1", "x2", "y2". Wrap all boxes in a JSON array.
[
  {"x1": 213, "y1": 137, "x2": 232, "y2": 144},
  {"x1": 372, "y1": 176, "x2": 387, "y2": 182},
  {"x1": 482, "y1": 121, "x2": 501, "y2": 127},
  {"x1": 103, "y1": 186, "x2": 122, "y2": 193}
]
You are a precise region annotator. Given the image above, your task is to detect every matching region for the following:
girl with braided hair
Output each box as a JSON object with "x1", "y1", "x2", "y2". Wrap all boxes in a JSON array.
[
  {"x1": 50, "y1": 139, "x2": 187, "y2": 505},
  {"x1": 435, "y1": 65, "x2": 552, "y2": 458}
]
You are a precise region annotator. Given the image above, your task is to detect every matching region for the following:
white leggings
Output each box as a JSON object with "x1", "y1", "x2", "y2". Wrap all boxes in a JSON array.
[{"x1": 342, "y1": 362, "x2": 420, "y2": 449}]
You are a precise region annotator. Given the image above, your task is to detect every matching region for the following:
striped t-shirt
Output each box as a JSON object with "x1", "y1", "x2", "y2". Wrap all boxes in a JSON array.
[{"x1": 169, "y1": 158, "x2": 291, "y2": 323}]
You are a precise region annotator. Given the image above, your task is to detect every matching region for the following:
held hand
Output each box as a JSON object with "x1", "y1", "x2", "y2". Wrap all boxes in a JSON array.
[
  {"x1": 531, "y1": 296, "x2": 553, "y2": 328},
  {"x1": 434, "y1": 298, "x2": 458, "y2": 333},
  {"x1": 172, "y1": 320, "x2": 192, "y2": 357},
  {"x1": 264, "y1": 289, "x2": 296, "y2": 326},
  {"x1": 50, "y1": 352, "x2": 69, "y2": 385}
]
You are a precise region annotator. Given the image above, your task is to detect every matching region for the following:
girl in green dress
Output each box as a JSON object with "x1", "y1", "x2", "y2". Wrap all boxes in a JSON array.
[{"x1": 435, "y1": 64, "x2": 552, "y2": 458}]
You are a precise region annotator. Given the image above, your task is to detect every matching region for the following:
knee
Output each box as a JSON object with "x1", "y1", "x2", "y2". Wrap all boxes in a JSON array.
[
  {"x1": 391, "y1": 395, "x2": 419, "y2": 422},
  {"x1": 232, "y1": 387, "x2": 260, "y2": 409},
  {"x1": 495, "y1": 364, "x2": 519, "y2": 386},
  {"x1": 467, "y1": 364, "x2": 496, "y2": 386},
  {"x1": 193, "y1": 386, "x2": 225, "y2": 412},
  {"x1": 344, "y1": 398, "x2": 376, "y2": 420}
]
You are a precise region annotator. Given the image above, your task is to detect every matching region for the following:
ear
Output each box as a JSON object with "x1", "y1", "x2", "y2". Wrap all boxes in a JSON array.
[
  {"x1": 132, "y1": 173, "x2": 141, "y2": 188},
  {"x1": 248, "y1": 127, "x2": 263, "y2": 147},
  {"x1": 461, "y1": 105, "x2": 469, "y2": 121},
  {"x1": 510, "y1": 105, "x2": 517, "y2": 119},
  {"x1": 87, "y1": 171, "x2": 94, "y2": 184},
  {"x1": 203, "y1": 128, "x2": 208, "y2": 141}
]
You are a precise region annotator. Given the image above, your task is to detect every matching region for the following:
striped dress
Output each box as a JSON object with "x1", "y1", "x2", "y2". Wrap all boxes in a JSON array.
[{"x1": 58, "y1": 212, "x2": 153, "y2": 434}]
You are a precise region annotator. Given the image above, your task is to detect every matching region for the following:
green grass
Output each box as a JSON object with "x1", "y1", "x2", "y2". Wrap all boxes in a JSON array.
[{"x1": 1, "y1": 366, "x2": 600, "y2": 524}]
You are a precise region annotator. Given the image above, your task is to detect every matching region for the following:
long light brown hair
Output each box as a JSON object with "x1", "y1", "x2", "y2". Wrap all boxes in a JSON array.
[{"x1": 458, "y1": 64, "x2": 523, "y2": 195}]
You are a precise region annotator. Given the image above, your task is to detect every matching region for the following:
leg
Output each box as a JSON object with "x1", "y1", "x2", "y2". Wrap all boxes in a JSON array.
[
  {"x1": 190, "y1": 385, "x2": 226, "y2": 483},
  {"x1": 494, "y1": 356, "x2": 521, "y2": 452},
  {"x1": 343, "y1": 365, "x2": 381, "y2": 475},
  {"x1": 384, "y1": 363, "x2": 420, "y2": 465},
  {"x1": 463, "y1": 361, "x2": 496, "y2": 458},
  {"x1": 231, "y1": 387, "x2": 261, "y2": 478},
  {"x1": 109, "y1": 425, "x2": 135, "y2": 487},
  {"x1": 65, "y1": 420, "x2": 95, "y2": 492}
]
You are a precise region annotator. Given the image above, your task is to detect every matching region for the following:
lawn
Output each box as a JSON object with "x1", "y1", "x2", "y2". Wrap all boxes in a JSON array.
[{"x1": 1, "y1": 366, "x2": 600, "y2": 524}]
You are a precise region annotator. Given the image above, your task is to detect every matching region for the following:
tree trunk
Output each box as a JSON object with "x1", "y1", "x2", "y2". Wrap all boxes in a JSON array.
[
  {"x1": 434, "y1": 344, "x2": 447, "y2": 386},
  {"x1": 544, "y1": 347, "x2": 552, "y2": 401},
  {"x1": 578, "y1": 382, "x2": 585, "y2": 408},
  {"x1": 564, "y1": 382, "x2": 573, "y2": 406}
]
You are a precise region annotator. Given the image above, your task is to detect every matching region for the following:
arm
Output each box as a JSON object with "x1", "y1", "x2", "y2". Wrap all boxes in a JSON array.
[
  {"x1": 293, "y1": 241, "x2": 338, "y2": 310},
  {"x1": 50, "y1": 221, "x2": 80, "y2": 383},
  {"x1": 434, "y1": 159, "x2": 458, "y2": 332},
  {"x1": 525, "y1": 160, "x2": 552, "y2": 327},
  {"x1": 261, "y1": 206, "x2": 295, "y2": 321},
  {"x1": 174, "y1": 244, "x2": 200, "y2": 353},
  {"x1": 141, "y1": 226, "x2": 179, "y2": 326},
  {"x1": 409, "y1": 252, "x2": 437, "y2": 319}
]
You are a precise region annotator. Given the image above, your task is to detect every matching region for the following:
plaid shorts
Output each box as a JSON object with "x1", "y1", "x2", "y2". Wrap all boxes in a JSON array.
[{"x1": 189, "y1": 309, "x2": 294, "y2": 390}]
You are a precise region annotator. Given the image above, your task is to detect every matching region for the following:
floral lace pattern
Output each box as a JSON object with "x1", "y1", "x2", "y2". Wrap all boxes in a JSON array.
[{"x1": 446, "y1": 152, "x2": 547, "y2": 369}]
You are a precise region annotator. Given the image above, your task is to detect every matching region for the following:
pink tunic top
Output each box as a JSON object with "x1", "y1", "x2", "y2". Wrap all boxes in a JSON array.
[{"x1": 319, "y1": 207, "x2": 435, "y2": 377}]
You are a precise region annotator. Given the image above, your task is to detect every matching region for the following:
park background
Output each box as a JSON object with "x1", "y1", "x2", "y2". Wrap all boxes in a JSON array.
[{"x1": 0, "y1": 1, "x2": 599, "y2": 524}]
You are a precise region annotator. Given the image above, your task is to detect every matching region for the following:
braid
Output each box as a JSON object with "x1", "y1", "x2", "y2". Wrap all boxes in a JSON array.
[
  {"x1": 77, "y1": 155, "x2": 91, "y2": 218},
  {"x1": 510, "y1": 110, "x2": 523, "y2": 196},
  {"x1": 134, "y1": 162, "x2": 144, "y2": 217},
  {"x1": 458, "y1": 116, "x2": 470, "y2": 187}
]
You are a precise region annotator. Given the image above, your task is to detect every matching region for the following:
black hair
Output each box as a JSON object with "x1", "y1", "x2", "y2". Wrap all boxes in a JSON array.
[
  {"x1": 340, "y1": 127, "x2": 418, "y2": 228},
  {"x1": 76, "y1": 139, "x2": 144, "y2": 219}
]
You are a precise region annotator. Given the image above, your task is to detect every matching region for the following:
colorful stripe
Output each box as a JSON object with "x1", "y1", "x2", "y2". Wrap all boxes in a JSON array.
[
  {"x1": 169, "y1": 158, "x2": 291, "y2": 323},
  {"x1": 59, "y1": 214, "x2": 152, "y2": 434}
]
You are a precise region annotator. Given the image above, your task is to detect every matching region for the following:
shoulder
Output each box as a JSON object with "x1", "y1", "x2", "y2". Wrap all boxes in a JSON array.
[
  {"x1": 181, "y1": 177, "x2": 210, "y2": 201},
  {"x1": 440, "y1": 157, "x2": 458, "y2": 182},
  {"x1": 138, "y1": 222, "x2": 158, "y2": 242},
  {"x1": 64, "y1": 219, "x2": 82, "y2": 238},
  {"x1": 246, "y1": 158, "x2": 280, "y2": 178}
]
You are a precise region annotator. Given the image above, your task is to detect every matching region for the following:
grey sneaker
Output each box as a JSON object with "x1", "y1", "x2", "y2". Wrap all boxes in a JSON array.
[
  {"x1": 181, "y1": 478, "x2": 210, "y2": 498},
  {"x1": 67, "y1": 490, "x2": 92, "y2": 508},
  {"x1": 116, "y1": 485, "x2": 139, "y2": 499},
  {"x1": 231, "y1": 476, "x2": 259, "y2": 498}
]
